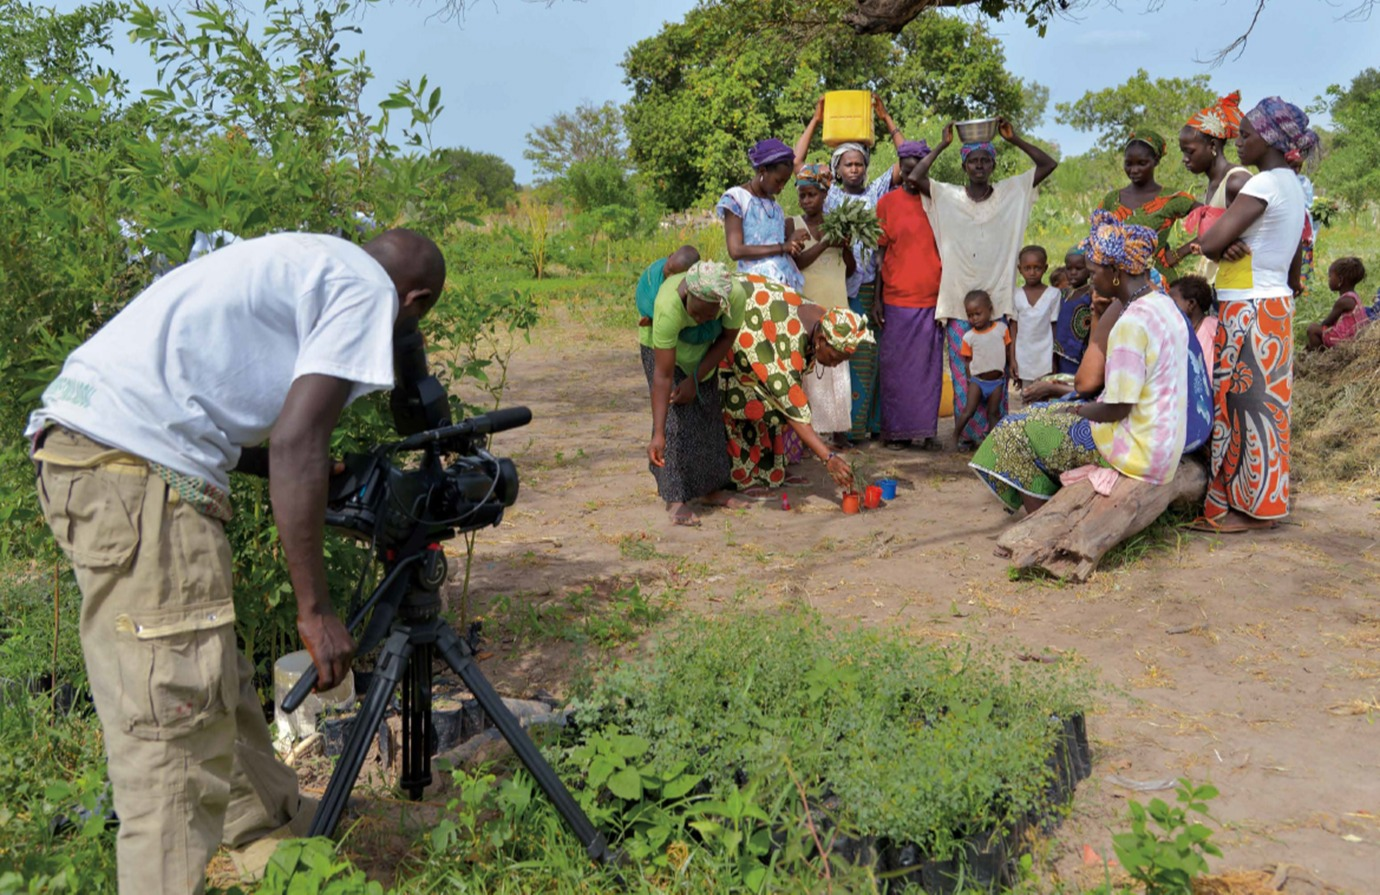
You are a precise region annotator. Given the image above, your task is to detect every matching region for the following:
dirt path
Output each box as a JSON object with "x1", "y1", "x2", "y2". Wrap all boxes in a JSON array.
[{"x1": 450, "y1": 308, "x2": 1380, "y2": 893}]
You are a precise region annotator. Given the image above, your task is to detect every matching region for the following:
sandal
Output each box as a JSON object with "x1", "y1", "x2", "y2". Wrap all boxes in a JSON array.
[{"x1": 1185, "y1": 515, "x2": 1278, "y2": 534}]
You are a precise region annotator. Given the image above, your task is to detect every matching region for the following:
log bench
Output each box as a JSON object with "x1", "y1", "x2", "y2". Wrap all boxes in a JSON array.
[{"x1": 994, "y1": 456, "x2": 1208, "y2": 582}]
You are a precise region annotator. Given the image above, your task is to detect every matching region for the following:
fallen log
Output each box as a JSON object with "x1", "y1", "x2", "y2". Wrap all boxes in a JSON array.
[{"x1": 994, "y1": 455, "x2": 1208, "y2": 582}]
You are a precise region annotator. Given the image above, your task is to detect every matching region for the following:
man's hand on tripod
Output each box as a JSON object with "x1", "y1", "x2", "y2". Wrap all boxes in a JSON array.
[{"x1": 298, "y1": 607, "x2": 355, "y2": 690}]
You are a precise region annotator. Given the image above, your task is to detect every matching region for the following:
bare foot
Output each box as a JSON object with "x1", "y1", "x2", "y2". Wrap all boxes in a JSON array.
[{"x1": 668, "y1": 503, "x2": 701, "y2": 527}]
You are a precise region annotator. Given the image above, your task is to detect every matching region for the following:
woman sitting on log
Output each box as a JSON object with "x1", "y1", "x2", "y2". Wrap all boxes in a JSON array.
[{"x1": 969, "y1": 211, "x2": 1190, "y2": 515}]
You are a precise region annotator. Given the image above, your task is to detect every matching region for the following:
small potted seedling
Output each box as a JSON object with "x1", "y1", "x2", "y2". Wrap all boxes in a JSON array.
[{"x1": 844, "y1": 455, "x2": 871, "y2": 513}]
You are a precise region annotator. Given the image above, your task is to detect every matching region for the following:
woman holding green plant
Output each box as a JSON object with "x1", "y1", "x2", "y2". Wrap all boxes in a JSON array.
[
  {"x1": 793, "y1": 95, "x2": 911, "y2": 442},
  {"x1": 720, "y1": 275, "x2": 872, "y2": 493}
]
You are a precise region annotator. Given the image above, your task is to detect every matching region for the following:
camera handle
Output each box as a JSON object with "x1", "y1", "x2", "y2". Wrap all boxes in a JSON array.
[{"x1": 284, "y1": 553, "x2": 625, "y2": 874}]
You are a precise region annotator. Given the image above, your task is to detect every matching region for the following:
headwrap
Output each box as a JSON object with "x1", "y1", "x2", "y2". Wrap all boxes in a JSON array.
[
  {"x1": 819, "y1": 308, "x2": 874, "y2": 356},
  {"x1": 747, "y1": 138, "x2": 794, "y2": 170},
  {"x1": 796, "y1": 163, "x2": 831, "y2": 189},
  {"x1": 1185, "y1": 91, "x2": 1243, "y2": 140},
  {"x1": 683, "y1": 261, "x2": 734, "y2": 307},
  {"x1": 960, "y1": 142, "x2": 996, "y2": 161},
  {"x1": 1244, "y1": 96, "x2": 1320, "y2": 157},
  {"x1": 1066, "y1": 244, "x2": 1086, "y2": 257},
  {"x1": 1125, "y1": 128, "x2": 1168, "y2": 160},
  {"x1": 830, "y1": 142, "x2": 870, "y2": 178},
  {"x1": 897, "y1": 140, "x2": 932, "y2": 159},
  {"x1": 1085, "y1": 209, "x2": 1157, "y2": 276}
]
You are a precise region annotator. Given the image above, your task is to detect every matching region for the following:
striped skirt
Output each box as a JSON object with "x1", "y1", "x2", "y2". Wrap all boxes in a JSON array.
[
  {"x1": 848, "y1": 281, "x2": 882, "y2": 441},
  {"x1": 1205, "y1": 296, "x2": 1292, "y2": 521}
]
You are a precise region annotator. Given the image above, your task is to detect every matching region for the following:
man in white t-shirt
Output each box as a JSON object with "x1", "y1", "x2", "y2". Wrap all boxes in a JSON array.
[{"x1": 27, "y1": 229, "x2": 446, "y2": 895}]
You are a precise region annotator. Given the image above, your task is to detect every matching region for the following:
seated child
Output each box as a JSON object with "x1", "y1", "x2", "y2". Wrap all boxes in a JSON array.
[
  {"x1": 954, "y1": 290, "x2": 1013, "y2": 450},
  {"x1": 1013, "y1": 245, "x2": 1060, "y2": 387},
  {"x1": 1053, "y1": 246, "x2": 1093, "y2": 375},
  {"x1": 1307, "y1": 257, "x2": 1370, "y2": 351},
  {"x1": 1170, "y1": 275, "x2": 1218, "y2": 373}
]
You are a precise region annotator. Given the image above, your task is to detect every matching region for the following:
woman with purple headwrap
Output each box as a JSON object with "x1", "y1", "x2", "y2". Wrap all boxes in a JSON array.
[
  {"x1": 716, "y1": 138, "x2": 805, "y2": 291},
  {"x1": 792, "y1": 94, "x2": 912, "y2": 442},
  {"x1": 1193, "y1": 96, "x2": 1317, "y2": 533},
  {"x1": 905, "y1": 118, "x2": 1058, "y2": 449},
  {"x1": 873, "y1": 141, "x2": 946, "y2": 448}
]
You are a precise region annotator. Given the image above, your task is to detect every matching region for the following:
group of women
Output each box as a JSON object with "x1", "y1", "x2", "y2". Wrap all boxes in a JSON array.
[
  {"x1": 972, "y1": 92, "x2": 1317, "y2": 533},
  {"x1": 642, "y1": 89, "x2": 1319, "y2": 536}
]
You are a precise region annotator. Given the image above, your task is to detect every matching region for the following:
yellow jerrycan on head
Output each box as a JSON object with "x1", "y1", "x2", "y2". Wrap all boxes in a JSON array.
[{"x1": 822, "y1": 91, "x2": 875, "y2": 148}]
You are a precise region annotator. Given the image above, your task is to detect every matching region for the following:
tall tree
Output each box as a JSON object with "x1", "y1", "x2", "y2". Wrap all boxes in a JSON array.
[
  {"x1": 622, "y1": 1, "x2": 1038, "y2": 210},
  {"x1": 523, "y1": 100, "x2": 626, "y2": 181},
  {"x1": 1315, "y1": 67, "x2": 1380, "y2": 208},
  {"x1": 1055, "y1": 69, "x2": 1216, "y2": 155},
  {"x1": 433, "y1": 146, "x2": 517, "y2": 210}
]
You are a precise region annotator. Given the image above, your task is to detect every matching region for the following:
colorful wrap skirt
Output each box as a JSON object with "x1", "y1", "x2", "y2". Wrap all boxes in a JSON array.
[
  {"x1": 969, "y1": 402, "x2": 1107, "y2": 512},
  {"x1": 1205, "y1": 296, "x2": 1293, "y2": 522},
  {"x1": 640, "y1": 346, "x2": 733, "y2": 504}
]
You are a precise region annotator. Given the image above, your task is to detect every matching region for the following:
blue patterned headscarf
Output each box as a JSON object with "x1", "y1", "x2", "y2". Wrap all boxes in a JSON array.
[
  {"x1": 747, "y1": 138, "x2": 794, "y2": 169},
  {"x1": 1085, "y1": 209, "x2": 1157, "y2": 276},
  {"x1": 796, "y1": 163, "x2": 831, "y2": 189},
  {"x1": 1244, "y1": 96, "x2": 1320, "y2": 157},
  {"x1": 960, "y1": 142, "x2": 996, "y2": 160}
]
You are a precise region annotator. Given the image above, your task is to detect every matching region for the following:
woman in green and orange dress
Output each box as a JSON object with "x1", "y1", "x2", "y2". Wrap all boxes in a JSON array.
[
  {"x1": 1096, "y1": 129, "x2": 1201, "y2": 284},
  {"x1": 721, "y1": 275, "x2": 873, "y2": 493}
]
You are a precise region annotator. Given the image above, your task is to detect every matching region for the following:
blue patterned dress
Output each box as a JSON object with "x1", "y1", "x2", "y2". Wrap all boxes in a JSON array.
[{"x1": 715, "y1": 187, "x2": 804, "y2": 291}]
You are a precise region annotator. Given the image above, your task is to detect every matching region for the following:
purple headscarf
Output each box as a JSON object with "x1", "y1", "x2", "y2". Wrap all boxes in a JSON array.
[
  {"x1": 897, "y1": 140, "x2": 932, "y2": 159},
  {"x1": 1244, "y1": 97, "x2": 1320, "y2": 157},
  {"x1": 747, "y1": 138, "x2": 794, "y2": 169},
  {"x1": 960, "y1": 142, "x2": 996, "y2": 161}
]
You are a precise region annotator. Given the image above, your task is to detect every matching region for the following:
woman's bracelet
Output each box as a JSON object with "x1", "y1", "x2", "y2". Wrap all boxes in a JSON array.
[{"x1": 821, "y1": 451, "x2": 838, "y2": 464}]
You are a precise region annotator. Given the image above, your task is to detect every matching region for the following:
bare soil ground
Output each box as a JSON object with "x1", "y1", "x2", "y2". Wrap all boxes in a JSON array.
[{"x1": 327, "y1": 307, "x2": 1380, "y2": 892}]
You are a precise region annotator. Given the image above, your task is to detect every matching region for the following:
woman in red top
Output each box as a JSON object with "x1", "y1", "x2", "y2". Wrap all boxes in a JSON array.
[{"x1": 874, "y1": 141, "x2": 945, "y2": 449}]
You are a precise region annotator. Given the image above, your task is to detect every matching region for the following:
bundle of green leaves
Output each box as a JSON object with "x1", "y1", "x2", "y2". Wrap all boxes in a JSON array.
[{"x1": 820, "y1": 201, "x2": 882, "y2": 251}]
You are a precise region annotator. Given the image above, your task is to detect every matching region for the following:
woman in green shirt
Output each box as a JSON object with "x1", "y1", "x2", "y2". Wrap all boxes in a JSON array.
[{"x1": 641, "y1": 260, "x2": 752, "y2": 526}]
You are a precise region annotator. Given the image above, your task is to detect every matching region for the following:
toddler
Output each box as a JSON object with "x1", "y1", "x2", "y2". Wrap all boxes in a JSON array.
[
  {"x1": 1053, "y1": 247, "x2": 1093, "y2": 375},
  {"x1": 1170, "y1": 275, "x2": 1217, "y2": 372},
  {"x1": 1049, "y1": 266, "x2": 1069, "y2": 293},
  {"x1": 1307, "y1": 257, "x2": 1371, "y2": 351},
  {"x1": 1013, "y1": 245, "x2": 1059, "y2": 386},
  {"x1": 954, "y1": 290, "x2": 1013, "y2": 450}
]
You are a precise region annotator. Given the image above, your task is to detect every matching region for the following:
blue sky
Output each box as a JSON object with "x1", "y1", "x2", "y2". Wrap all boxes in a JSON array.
[{"x1": 65, "y1": 0, "x2": 1379, "y2": 183}]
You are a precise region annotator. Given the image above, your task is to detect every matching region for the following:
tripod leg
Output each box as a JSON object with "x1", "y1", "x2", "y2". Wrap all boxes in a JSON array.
[
  {"x1": 433, "y1": 625, "x2": 620, "y2": 867},
  {"x1": 308, "y1": 628, "x2": 414, "y2": 838},
  {"x1": 399, "y1": 641, "x2": 433, "y2": 800}
]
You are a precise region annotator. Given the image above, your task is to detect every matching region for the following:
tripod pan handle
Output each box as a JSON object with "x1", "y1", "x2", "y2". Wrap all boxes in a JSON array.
[{"x1": 281, "y1": 665, "x2": 319, "y2": 713}]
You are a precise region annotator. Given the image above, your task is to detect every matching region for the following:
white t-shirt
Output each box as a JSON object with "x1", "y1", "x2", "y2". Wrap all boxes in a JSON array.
[
  {"x1": 1013, "y1": 286, "x2": 1060, "y2": 379},
  {"x1": 1215, "y1": 168, "x2": 1306, "y2": 302},
  {"x1": 924, "y1": 168, "x2": 1039, "y2": 322},
  {"x1": 27, "y1": 233, "x2": 399, "y2": 491},
  {"x1": 960, "y1": 320, "x2": 1011, "y2": 378}
]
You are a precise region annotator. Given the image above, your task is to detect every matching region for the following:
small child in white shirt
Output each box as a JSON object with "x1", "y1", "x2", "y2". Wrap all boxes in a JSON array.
[{"x1": 954, "y1": 290, "x2": 1014, "y2": 450}]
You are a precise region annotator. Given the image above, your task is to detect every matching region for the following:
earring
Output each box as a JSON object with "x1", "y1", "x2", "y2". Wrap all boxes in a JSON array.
[
  {"x1": 1211, "y1": 146, "x2": 1218, "y2": 158},
  {"x1": 1112, "y1": 275, "x2": 1121, "y2": 287}
]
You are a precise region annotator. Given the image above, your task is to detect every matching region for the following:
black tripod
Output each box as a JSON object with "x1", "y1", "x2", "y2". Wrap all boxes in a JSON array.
[{"x1": 281, "y1": 546, "x2": 619, "y2": 865}]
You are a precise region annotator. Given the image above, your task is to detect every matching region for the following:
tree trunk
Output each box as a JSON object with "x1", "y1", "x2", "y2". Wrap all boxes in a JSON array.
[
  {"x1": 844, "y1": 0, "x2": 971, "y2": 34},
  {"x1": 994, "y1": 456, "x2": 1208, "y2": 582}
]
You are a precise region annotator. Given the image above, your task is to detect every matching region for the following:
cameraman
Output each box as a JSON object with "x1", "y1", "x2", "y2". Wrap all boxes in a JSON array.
[{"x1": 26, "y1": 229, "x2": 446, "y2": 895}]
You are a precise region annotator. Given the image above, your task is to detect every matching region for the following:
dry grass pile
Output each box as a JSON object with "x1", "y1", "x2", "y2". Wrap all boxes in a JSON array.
[{"x1": 1292, "y1": 325, "x2": 1380, "y2": 487}]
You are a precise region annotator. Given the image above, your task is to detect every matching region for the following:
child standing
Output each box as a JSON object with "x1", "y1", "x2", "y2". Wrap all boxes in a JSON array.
[
  {"x1": 789, "y1": 163, "x2": 857, "y2": 442},
  {"x1": 1053, "y1": 246, "x2": 1093, "y2": 375},
  {"x1": 953, "y1": 290, "x2": 1013, "y2": 450},
  {"x1": 1307, "y1": 257, "x2": 1370, "y2": 351},
  {"x1": 1012, "y1": 245, "x2": 1059, "y2": 387},
  {"x1": 1170, "y1": 275, "x2": 1218, "y2": 372}
]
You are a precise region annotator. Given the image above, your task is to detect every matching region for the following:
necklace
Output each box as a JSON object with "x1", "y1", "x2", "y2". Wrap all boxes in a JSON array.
[{"x1": 1126, "y1": 281, "x2": 1154, "y2": 302}]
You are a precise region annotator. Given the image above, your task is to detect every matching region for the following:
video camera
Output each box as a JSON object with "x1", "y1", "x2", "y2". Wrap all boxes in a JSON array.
[{"x1": 325, "y1": 317, "x2": 528, "y2": 554}]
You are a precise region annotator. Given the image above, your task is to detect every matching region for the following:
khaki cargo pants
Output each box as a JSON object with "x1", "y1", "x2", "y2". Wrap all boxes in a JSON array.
[{"x1": 35, "y1": 428, "x2": 304, "y2": 895}]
